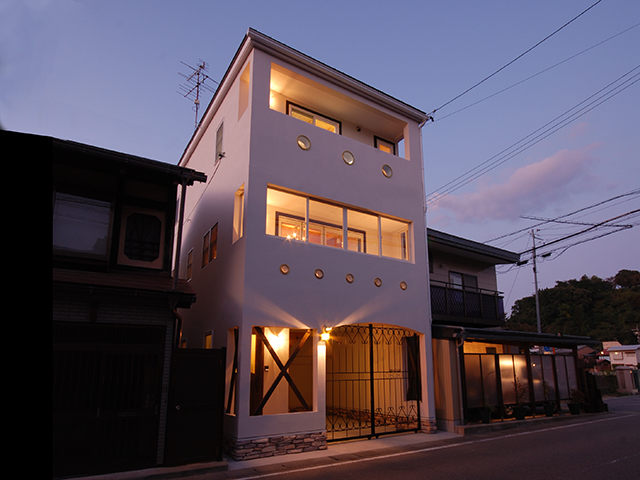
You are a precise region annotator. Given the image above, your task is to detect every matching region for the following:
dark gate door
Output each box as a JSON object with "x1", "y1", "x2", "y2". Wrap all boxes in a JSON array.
[
  {"x1": 164, "y1": 348, "x2": 226, "y2": 466},
  {"x1": 325, "y1": 324, "x2": 421, "y2": 441},
  {"x1": 52, "y1": 322, "x2": 165, "y2": 478}
]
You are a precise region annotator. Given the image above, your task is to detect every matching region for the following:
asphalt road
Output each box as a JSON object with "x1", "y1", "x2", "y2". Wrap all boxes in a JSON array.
[{"x1": 208, "y1": 395, "x2": 639, "y2": 480}]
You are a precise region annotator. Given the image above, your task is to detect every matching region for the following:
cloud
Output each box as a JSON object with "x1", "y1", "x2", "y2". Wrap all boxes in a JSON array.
[{"x1": 430, "y1": 144, "x2": 600, "y2": 223}]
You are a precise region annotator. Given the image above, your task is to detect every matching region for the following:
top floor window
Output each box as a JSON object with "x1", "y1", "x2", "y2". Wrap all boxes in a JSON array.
[
  {"x1": 375, "y1": 136, "x2": 396, "y2": 155},
  {"x1": 215, "y1": 122, "x2": 224, "y2": 163},
  {"x1": 287, "y1": 102, "x2": 341, "y2": 134}
]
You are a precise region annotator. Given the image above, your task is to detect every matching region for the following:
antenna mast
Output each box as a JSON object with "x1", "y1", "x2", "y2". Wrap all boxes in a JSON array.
[{"x1": 178, "y1": 60, "x2": 218, "y2": 129}]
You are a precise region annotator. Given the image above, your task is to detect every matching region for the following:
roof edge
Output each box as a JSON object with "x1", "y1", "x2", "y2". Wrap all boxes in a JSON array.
[{"x1": 428, "y1": 228, "x2": 520, "y2": 265}]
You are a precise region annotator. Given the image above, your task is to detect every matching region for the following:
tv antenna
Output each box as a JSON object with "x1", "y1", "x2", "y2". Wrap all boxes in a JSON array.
[{"x1": 178, "y1": 60, "x2": 218, "y2": 129}]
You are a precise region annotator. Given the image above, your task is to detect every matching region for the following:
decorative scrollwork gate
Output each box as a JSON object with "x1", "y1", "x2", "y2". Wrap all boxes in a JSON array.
[{"x1": 325, "y1": 324, "x2": 421, "y2": 441}]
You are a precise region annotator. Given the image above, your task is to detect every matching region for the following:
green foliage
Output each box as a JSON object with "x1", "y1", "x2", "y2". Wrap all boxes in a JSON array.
[{"x1": 507, "y1": 270, "x2": 640, "y2": 344}]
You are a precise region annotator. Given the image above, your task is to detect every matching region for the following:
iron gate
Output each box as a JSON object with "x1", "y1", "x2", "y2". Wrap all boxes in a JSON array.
[{"x1": 325, "y1": 324, "x2": 421, "y2": 441}]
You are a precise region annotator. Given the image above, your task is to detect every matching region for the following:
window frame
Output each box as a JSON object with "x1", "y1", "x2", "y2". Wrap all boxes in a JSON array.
[
  {"x1": 287, "y1": 101, "x2": 341, "y2": 134},
  {"x1": 202, "y1": 223, "x2": 218, "y2": 268},
  {"x1": 375, "y1": 136, "x2": 396, "y2": 155},
  {"x1": 266, "y1": 186, "x2": 411, "y2": 261},
  {"x1": 215, "y1": 122, "x2": 224, "y2": 164},
  {"x1": 52, "y1": 190, "x2": 114, "y2": 260},
  {"x1": 186, "y1": 248, "x2": 194, "y2": 280},
  {"x1": 449, "y1": 271, "x2": 478, "y2": 291}
]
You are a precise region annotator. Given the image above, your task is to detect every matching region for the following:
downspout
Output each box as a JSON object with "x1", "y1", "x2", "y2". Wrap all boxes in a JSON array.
[
  {"x1": 454, "y1": 328, "x2": 468, "y2": 425},
  {"x1": 173, "y1": 178, "x2": 188, "y2": 290},
  {"x1": 171, "y1": 178, "x2": 189, "y2": 348}
]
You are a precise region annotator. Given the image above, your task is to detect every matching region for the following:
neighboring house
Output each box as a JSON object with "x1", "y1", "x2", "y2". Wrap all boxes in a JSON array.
[
  {"x1": 606, "y1": 343, "x2": 640, "y2": 394},
  {"x1": 607, "y1": 343, "x2": 640, "y2": 367},
  {"x1": 46, "y1": 129, "x2": 207, "y2": 477},
  {"x1": 427, "y1": 229, "x2": 600, "y2": 431},
  {"x1": 176, "y1": 29, "x2": 434, "y2": 459}
]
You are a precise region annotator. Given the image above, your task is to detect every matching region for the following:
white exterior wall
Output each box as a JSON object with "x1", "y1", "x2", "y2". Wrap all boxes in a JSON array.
[{"x1": 178, "y1": 32, "x2": 434, "y2": 445}]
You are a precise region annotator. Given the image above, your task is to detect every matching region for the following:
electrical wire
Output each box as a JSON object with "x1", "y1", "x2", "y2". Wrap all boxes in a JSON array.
[
  {"x1": 428, "y1": 0, "x2": 604, "y2": 118},
  {"x1": 426, "y1": 67, "x2": 640, "y2": 206},
  {"x1": 434, "y1": 23, "x2": 639, "y2": 123},
  {"x1": 485, "y1": 188, "x2": 640, "y2": 244}
]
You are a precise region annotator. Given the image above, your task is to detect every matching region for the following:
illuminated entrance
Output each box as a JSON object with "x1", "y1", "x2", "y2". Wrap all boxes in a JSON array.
[{"x1": 325, "y1": 324, "x2": 421, "y2": 441}]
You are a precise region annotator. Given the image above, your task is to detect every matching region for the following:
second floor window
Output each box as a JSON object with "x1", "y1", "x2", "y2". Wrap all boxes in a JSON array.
[
  {"x1": 202, "y1": 223, "x2": 218, "y2": 267},
  {"x1": 266, "y1": 186, "x2": 411, "y2": 261},
  {"x1": 53, "y1": 192, "x2": 111, "y2": 258},
  {"x1": 449, "y1": 272, "x2": 478, "y2": 290}
]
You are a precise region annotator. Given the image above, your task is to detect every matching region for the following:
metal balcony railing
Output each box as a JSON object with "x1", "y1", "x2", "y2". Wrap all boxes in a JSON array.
[{"x1": 430, "y1": 281, "x2": 506, "y2": 326}]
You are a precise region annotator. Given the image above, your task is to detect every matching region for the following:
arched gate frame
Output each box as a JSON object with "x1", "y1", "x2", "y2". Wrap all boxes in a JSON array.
[{"x1": 325, "y1": 324, "x2": 422, "y2": 441}]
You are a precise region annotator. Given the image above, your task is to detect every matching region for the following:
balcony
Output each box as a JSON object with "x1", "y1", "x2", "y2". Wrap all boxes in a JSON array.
[{"x1": 430, "y1": 280, "x2": 506, "y2": 327}]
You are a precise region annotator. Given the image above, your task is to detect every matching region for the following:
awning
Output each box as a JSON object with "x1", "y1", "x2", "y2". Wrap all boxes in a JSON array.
[{"x1": 433, "y1": 325, "x2": 599, "y2": 348}]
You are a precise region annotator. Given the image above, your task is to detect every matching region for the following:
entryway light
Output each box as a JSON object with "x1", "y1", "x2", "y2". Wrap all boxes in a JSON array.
[{"x1": 321, "y1": 326, "x2": 332, "y2": 341}]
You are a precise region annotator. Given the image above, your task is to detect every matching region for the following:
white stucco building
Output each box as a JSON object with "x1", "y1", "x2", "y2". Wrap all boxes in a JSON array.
[{"x1": 176, "y1": 29, "x2": 435, "y2": 458}]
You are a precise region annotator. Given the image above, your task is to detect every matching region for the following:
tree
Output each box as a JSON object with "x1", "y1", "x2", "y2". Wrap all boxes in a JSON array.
[{"x1": 507, "y1": 270, "x2": 640, "y2": 344}]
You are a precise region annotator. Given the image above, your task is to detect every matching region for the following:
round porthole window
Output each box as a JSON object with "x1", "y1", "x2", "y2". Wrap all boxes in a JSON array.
[
  {"x1": 279, "y1": 264, "x2": 290, "y2": 275},
  {"x1": 346, "y1": 273, "x2": 355, "y2": 283},
  {"x1": 374, "y1": 277, "x2": 382, "y2": 287},
  {"x1": 400, "y1": 281, "x2": 408, "y2": 290},
  {"x1": 314, "y1": 269, "x2": 324, "y2": 279},
  {"x1": 381, "y1": 165, "x2": 393, "y2": 178},
  {"x1": 297, "y1": 135, "x2": 311, "y2": 150},
  {"x1": 342, "y1": 151, "x2": 355, "y2": 165}
]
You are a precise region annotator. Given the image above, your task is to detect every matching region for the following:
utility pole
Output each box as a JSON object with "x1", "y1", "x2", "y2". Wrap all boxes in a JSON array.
[{"x1": 531, "y1": 229, "x2": 542, "y2": 334}]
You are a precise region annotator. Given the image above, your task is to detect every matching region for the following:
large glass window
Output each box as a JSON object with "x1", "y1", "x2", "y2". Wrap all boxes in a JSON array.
[
  {"x1": 53, "y1": 192, "x2": 111, "y2": 258},
  {"x1": 381, "y1": 217, "x2": 410, "y2": 261},
  {"x1": 347, "y1": 210, "x2": 378, "y2": 255},
  {"x1": 266, "y1": 186, "x2": 411, "y2": 261},
  {"x1": 309, "y1": 200, "x2": 343, "y2": 249}
]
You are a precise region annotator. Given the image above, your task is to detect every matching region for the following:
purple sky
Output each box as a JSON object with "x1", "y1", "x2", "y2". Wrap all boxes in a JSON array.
[{"x1": 6, "y1": 0, "x2": 638, "y2": 315}]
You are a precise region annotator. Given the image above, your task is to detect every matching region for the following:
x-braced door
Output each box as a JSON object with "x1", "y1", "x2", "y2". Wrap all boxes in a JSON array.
[{"x1": 326, "y1": 324, "x2": 421, "y2": 441}]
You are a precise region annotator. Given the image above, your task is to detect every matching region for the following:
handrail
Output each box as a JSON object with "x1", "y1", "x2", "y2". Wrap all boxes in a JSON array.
[{"x1": 429, "y1": 279, "x2": 504, "y2": 297}]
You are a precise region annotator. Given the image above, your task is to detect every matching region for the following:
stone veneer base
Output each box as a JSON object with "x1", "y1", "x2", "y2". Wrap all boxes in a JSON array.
[{"x1": 224, "y1": 432, "x2": 328, "y2": 461}]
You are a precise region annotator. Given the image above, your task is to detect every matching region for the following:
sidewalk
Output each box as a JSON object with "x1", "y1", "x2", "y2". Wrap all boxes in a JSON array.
[{"x1": 74, "y1": 411, "x2": 607, "y2": 480}]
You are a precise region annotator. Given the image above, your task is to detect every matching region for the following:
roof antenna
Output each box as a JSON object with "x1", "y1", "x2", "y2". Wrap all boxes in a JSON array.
[{"x1": 178, "y1": 60, "x2": 218, "y2": 129}]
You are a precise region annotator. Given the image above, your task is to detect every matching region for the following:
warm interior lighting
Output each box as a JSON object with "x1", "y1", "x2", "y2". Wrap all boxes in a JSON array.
[{"x1": 267, "y1": 327, "x2": 286, "y2": 350}]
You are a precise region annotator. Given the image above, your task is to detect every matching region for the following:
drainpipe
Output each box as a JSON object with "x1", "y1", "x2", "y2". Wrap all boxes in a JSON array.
[
  {"x1": 418, "y1": 119, "x2": 437, "y2": 431},
  {"x1": 173, "y1": 178, "x2": 188, "y2": 291},
  {"x1": 454, "y1": 328, "x2": 468, "y2": 425},
  {"x1": 170, "y1": 178, "x2": 189, "y2": 348}
]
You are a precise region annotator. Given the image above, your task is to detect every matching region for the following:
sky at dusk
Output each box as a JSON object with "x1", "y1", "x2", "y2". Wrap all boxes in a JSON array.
[{"x1": 6, "y1": 0, "x2": 639, "y2": 316}]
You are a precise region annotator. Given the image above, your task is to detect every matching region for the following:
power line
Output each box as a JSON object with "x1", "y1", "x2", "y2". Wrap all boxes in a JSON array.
[
  {"x1": 426, "y1": 66, "x2": 640, "y2": 206},
  {"x1": 427, "y1": 0, "x2": 604, "y2": 119},
  {"x1": 435, "y1": 22, "x2": 639, "y2": 123},
  {"x1": 518, "y1": 209, "x2": 639, "y2": 257},
  {"x1": 486, "y1": 188, "x2": 640, "y2": 244}
]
